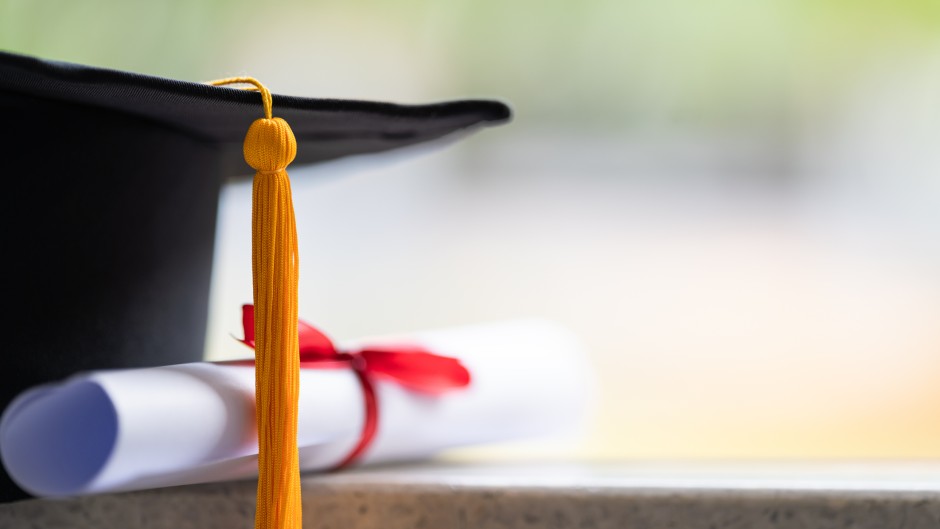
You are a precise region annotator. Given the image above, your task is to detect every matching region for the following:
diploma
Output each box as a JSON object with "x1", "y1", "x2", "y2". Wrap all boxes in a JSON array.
[{"x1": 0, "y1": 319, "x2": 591, "y2": 497}]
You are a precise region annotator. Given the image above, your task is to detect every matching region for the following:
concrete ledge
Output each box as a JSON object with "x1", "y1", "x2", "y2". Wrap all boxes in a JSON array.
[{"x1": 2, "y1": 463, "x2": 939, "y2": 528}]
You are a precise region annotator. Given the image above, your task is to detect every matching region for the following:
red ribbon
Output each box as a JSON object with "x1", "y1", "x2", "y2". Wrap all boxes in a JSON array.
[{"x1": 235, "y1": 304, "x2": 471, "y2": 469}]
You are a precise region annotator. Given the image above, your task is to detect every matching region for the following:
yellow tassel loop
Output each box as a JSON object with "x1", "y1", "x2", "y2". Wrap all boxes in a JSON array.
[{"x1": 209, "y1": 77, "x2": 301, "y2": 529}]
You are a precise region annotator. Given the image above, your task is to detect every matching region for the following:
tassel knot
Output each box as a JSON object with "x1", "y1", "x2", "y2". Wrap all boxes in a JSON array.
[{"x1": 244, "y1": 118, "x2": 297, "y2": 173}]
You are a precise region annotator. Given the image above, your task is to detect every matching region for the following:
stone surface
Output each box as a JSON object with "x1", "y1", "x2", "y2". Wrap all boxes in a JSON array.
[{"x1": 2, "y1": 462, "x2": 939, "y2": 528}]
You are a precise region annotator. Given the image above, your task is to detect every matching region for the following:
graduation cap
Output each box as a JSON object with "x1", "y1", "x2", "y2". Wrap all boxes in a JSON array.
[{"x1": 0, "y1": 51, "x2": 510, "y2": 505}]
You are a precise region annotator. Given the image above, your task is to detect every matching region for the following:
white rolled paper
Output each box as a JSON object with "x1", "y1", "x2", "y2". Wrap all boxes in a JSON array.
[{"x1": 0, "y1": 320, "x2": 592, "y2": 497}]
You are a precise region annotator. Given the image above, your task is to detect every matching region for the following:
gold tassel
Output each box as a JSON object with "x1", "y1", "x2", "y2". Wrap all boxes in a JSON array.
[{"x1": 209, "y1": 77, "x2": 301, "y2": 529}]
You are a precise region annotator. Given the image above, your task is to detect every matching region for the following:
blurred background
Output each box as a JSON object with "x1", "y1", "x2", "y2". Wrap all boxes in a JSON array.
[{"x1": 4, "y1": 0, "x2": 940, "y2": 460}]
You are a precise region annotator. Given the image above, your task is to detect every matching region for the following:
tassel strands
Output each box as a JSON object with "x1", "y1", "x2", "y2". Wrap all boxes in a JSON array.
[{"x1": 208, "y1": 77, "x2": 301, "y2": 529}]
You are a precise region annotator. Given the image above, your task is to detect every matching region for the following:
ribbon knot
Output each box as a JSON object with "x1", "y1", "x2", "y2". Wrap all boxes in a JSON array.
[{"x1": 237, "y1": 304, "x2": 471, "y2": 468}]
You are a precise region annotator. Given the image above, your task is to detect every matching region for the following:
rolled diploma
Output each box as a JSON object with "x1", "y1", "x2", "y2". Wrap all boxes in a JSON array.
[{"x1": 0, "y1": 320, "x2": 591, "y2": 497}]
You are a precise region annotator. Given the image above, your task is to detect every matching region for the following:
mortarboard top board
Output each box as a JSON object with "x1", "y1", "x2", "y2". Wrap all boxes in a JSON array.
[{"x1": 0, "y1": 50, "x2": 510, "y2": 502}]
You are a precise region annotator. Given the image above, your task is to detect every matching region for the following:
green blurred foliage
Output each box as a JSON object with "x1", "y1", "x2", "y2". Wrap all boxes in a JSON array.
[{"x1": 1, "y1": 0, "x2": 938, "y2": 129}]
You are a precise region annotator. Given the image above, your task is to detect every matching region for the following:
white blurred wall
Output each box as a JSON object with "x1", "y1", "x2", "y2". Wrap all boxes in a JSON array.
[{"x1": 205, "y1": 45, "x2": 940, "y2": 458}]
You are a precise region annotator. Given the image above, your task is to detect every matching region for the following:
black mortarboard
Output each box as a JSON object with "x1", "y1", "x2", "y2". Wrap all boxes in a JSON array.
[{"x1": 0, "y1": 51, "x2": 509, "y2": 502}]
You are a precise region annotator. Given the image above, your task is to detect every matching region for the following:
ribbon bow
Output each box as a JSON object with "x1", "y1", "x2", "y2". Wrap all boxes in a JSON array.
[{"x1": 237, "y1": 304, "x2": 471, "y2": 468}]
